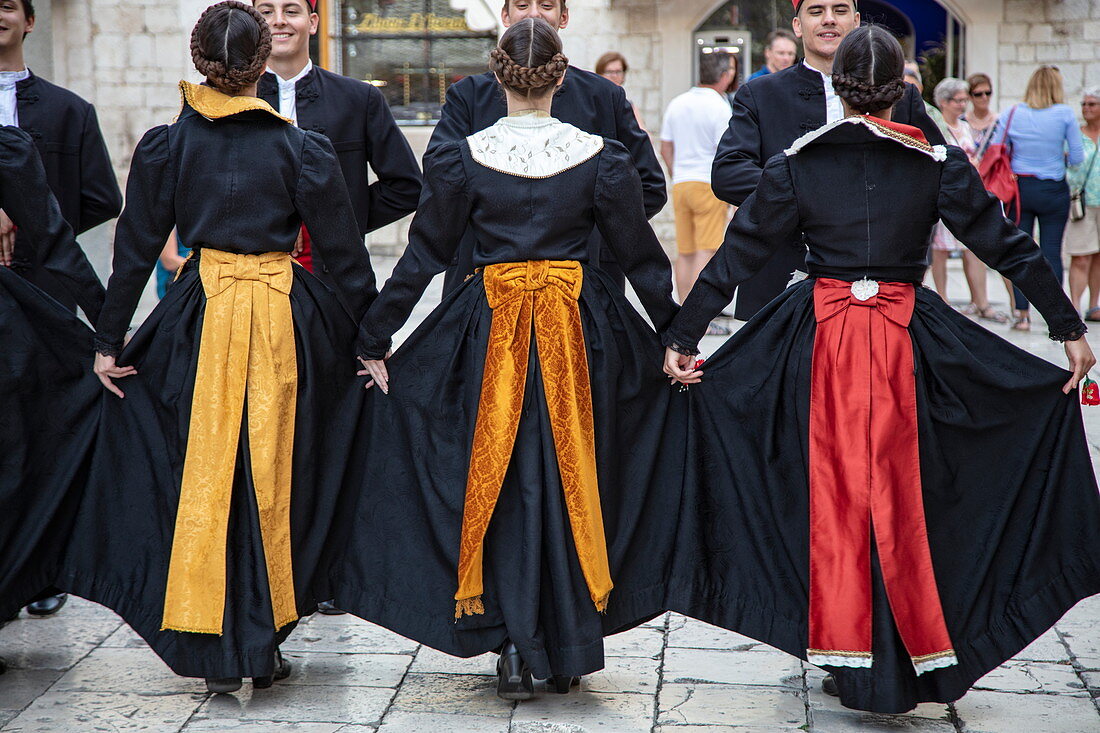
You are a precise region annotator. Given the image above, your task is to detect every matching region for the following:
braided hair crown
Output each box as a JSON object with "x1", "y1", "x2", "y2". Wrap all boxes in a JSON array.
[
  {"x1": 831, "y1": 25, "x2": 906, "y2": 115},
  {"x1": 489, "y1": 17, "x2": 568, "y2": 96},
  {"x1": 191, "y1": 0, "x2": 272, "y2": 95}
]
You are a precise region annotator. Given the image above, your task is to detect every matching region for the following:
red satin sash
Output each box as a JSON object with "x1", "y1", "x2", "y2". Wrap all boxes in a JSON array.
[{"x1": 807, "y1": 278, "x2": 957, "y2": 674}]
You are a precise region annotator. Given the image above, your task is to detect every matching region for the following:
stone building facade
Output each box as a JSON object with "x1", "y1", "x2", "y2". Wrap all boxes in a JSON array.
[{"x1": 21, "y1": 0, "x2": 1100, "y2": 270}]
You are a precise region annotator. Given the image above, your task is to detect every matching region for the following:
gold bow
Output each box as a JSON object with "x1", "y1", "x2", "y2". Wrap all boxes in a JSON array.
[
  {"x1": 162, "y1": 249, "x2": 298, "y2": 635},
  {"x1": 455, "y1": 260, "x2": 611, "y2": 618}
]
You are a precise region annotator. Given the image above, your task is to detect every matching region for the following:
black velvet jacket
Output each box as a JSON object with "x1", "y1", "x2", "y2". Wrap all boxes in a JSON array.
[
  {"x1": 666, "y1": 119, "x2": 1084, "y2": 353},
  {"x1": 258, "y1": 65, "x2": 423, "y2": 236},
  {"x1": 426, "y1": 67, "x2": 666, "y2": 290},
  {"x1": 13, "y1": 72, "x2": 122, "y2": 307},
  {"x1": 357, "y1": 138, "x2": 677, "y2": 359},
  {"x1": 0, "y1": 126, "x2": 104, "y2": 322},
  {"x1": 95, "y1": 94, "x2": 377, "y2": 355},
  {"x1": 710, "y1": 62, "x2": 946, "y2": 320}
]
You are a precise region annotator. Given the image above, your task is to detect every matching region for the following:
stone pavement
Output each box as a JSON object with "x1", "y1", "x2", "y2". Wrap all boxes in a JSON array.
[{"x1": 3, "y1": 257, "x2": 1099, "y2": 733}]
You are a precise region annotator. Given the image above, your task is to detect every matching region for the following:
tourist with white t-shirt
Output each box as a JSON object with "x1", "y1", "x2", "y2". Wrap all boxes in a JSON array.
[{"x1": 660, "y1": 50, "x2": 734, "y2": 326}]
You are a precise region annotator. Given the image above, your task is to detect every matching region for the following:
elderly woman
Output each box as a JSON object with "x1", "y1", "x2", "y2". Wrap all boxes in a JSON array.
[
  {"x1": 993, "y1": 65, "x2": 1085, "y2": 330},
  {"x1": 1066, "y1": 87, "x2": 1100, "y2": 319},
  {"x1": 930, "y1": 77, "x2": 1007, "y2": 322}
]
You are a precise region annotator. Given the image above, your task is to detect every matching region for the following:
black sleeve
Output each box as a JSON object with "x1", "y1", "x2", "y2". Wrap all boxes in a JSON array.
[
  {"x1": 95, "y1": 126, "x2": 175, "y2": 356},
  {"x1": 296, "y1": 132, "x2": 378, "y2": 321},
  {"x1": 362, "y1": 86, "x2": 423, "y2": 232},
  {"x1": 0, "y1": 126, "x2": 104, "y2": 323},
  {"x1": 593, "y1": 142, "x2": 678, "y2": 333},
  {"x1": 937, "y1": 146, "x2": 1084, "y2": 340},
  {"x1": 356, "y1": 142, "x2": 471, "y2": 359},
  {"x1": 76, "y1": 104, "x2": 123, "y2": 233},
  {"x1": 899, "y1": 84, "x2": 947, "y2": 146},
  {"x1": 611, "y1": 84, "x2": 667, "y2": 219},
  {"x1": 665, "y1": 153, "x2": 801, "y2": 354},
  {"x1": 425, "y1": 77, "x2": 473, "y2": 159},
  {"x1": 710, "y1": 83, "x2": 763, "y2": 206}
]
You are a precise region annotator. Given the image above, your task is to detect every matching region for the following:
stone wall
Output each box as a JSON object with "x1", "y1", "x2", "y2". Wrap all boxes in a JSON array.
[{"x1": 998, "y1": 0, "x2": 1100, "y2": 106}]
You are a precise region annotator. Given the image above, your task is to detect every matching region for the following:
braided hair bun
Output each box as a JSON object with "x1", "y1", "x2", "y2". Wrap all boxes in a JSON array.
[
  {"x1": 488, "y1": 18, "x2": 568, "y2": 97},
  {"x1": 830, "y1": 25, "x2": 907, "y2": 115},
  {"x1": 191, "y1": 1, "x2": 272, "y2": 95}
]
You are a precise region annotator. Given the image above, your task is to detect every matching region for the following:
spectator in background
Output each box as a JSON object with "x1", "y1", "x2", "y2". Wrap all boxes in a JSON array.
[
  {"x1": 748, "y1": 30, "x2": 798, "y2": 80},
  {"x1": 992, "y1": 65, "x2": 1084, "y2": 331},
  {"x1": 930, "y1": 77, "x2": 1008, "y2": 323},
  {"x1": 660, "y1": 49, "x2": 735, "y2": 335},
  {"x1": 965, "y1": 72, "x2": 999, "y2": 154},
  {"x1": 596, "y1": 51, "x2": 646, "y2": 130},
  {"x1": 905, "y1": 60, "x2": 948, "y2": 136},
  {"x1": 1065, "y1": 88, "x2": 1100, "y2": 320},
  {"x1": 155, "y1": 232, "x2": 189, "y2": 299}
]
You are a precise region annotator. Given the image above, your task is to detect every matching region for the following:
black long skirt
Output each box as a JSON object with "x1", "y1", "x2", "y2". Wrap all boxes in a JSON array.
[
  {"x1": 333, "y1": 266, "x2": 683, "y2": 680},
  {"x1": 666, "y1": 279, "x2": 1100, "y2": 713},
  {"x1": 0, "y1": 269, "x2": 100, "y2": 614},
  {"x1": 56, "y1": 261, "x2": 368, "y2": 679}
]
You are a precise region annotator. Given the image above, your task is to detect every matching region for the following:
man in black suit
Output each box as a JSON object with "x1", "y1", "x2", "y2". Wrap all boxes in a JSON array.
[
  {"x1": 255, "y1": 0, "x2": 422, "y2": 278},
  {"x1": 428, "y1": 0, "x2": 666, "y2": 293},
  {"x1": 711, "y1": 0, "x2": 946, "y2": 320}
]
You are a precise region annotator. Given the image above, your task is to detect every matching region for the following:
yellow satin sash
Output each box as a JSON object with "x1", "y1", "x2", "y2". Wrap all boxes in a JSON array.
[
  {"x1": 162, "y1": 250, "x2": 298, "y2": 635},
  {"x1": 455, "y1": 260, "x2": 611, "y2": 618}
]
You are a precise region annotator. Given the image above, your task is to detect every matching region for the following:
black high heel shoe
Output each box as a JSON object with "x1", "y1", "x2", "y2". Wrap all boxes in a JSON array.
[
  {"x1": 549, "y1": 675, "x2": 580, "y2": 694},
  {"x1": 253, "y1": 648, "x2": 292, "y2": 689},
  {"x1": 205, "y1": 677, "x2": 242, "y2": 694},
  {"x1": 496, "y1": 641, "x2": 534, "y2": 701}
]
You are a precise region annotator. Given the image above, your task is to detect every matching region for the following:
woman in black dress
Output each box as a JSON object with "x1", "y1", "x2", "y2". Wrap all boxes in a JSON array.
[
  {"x1": 67, "y1": 2, "x2": 377, "y2": 693},
  {"x1": 663, "y1": 26, "x2": 1100, "y2": 714},
  {"x1": 340, "y1": 19, "x2": 681, "y2": 700},
  {"x1": 0, "y1": 126, "x2": 104, "y2": 622}
]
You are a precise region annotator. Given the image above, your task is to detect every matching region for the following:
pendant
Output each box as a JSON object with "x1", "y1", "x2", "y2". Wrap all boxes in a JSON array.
[{"x1": 850, "y1": 277, "x2": 879, "y2": 301}]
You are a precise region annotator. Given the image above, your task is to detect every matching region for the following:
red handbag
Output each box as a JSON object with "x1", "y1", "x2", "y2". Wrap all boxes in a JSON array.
[{"x1": 977, "y1": 105, "x2": 1020, "y2": 223}]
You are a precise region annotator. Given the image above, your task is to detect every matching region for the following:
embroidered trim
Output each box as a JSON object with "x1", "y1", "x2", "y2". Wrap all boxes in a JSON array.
[
  {"x1": 178, "y1": 80, "x2": 293, "y2": 124},
  {"x1": 1050, "y1": 323, "x2": 1088, "y2": 342},
  {"x1": 807, "y1": 649, "x2": 874, "y2": 668},
  {"x1": 468, "y1": 117, "x2": 604, "y2": 179},
  {"x1": 785, "y1": 116, "x2": 947, "y2": 161},
  {"x1": 912, "y1": 650, "x2": 959, "y2": 675}
]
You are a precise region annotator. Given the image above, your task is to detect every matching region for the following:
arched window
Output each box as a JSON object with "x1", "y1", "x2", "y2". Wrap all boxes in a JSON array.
[{"x1": 336, "y1": 0, "x2": 499, "y2": 124}]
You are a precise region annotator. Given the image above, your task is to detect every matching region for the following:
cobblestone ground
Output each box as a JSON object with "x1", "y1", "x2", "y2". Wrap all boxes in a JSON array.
[{"x1": 3, "y1": 257, "x2": 1099, "y2": 732}]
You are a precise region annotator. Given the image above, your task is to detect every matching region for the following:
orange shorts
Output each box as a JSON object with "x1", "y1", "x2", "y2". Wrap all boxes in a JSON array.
[{"x1": 673, "y1": 181, "x2": 729, "y2": 255}]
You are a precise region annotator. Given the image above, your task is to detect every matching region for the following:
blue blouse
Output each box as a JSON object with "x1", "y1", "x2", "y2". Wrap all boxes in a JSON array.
[{"x1": 993, "y1": 103, "x2": 1084, "y2": 180}]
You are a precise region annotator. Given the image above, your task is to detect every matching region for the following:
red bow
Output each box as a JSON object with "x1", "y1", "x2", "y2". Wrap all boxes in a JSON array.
[{"x1": 813, "y1": 278, "x2": 915, "y2": 329}]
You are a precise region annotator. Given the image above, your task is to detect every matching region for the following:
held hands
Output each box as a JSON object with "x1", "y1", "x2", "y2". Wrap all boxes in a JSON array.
[
  {"x1": 290, "y1": 229, "x2": 305, "y2": 259},
  {"x1": 358, "y1": 351, "x2": 392, "y2": 394},
  {"x1": 93, "y1": 353, "x2": 138, "y2": 398},
  {"x1": 0, "y1": 209, "x2": 15, "y2": 267},
  {"x1": 1063, "y1": 338, "x2": 1096, "y2": 394},
  {"x1": 663, "y1": 347, "x2": 703, "y2": 386}
]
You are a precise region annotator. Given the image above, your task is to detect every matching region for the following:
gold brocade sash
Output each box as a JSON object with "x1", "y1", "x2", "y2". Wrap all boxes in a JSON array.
[
  {"x1": 162, "y1": 250, "x2": 298, "y2": 634},
  {"x1": 455, "y1": 260, "x2": 611, "y2": 618}
]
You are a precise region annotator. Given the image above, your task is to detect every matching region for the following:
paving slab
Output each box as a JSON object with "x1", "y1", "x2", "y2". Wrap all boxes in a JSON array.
[
  {"x1": 665, "y1": 618, "x2": 764, "y2": 652},
  {"x1": 954, "y1": 689, "x2": 1100, "y2": 732},
  {"x1": 182, "y1": 721, "x2": 365, "y2": 732},
  {"x1": 375, "y1": 710, "x2": 509, "y2": 732},
  {"x1": 1014, "y1": 631, "x2": 1071, "y2": 663},
  {"x1": 195, "y1": 684, "x2": 394, "y2": 725},
  {"x1": 810, "y1": 708, "x2": 956, "y2": 732},
  {"x1": 278, "y1": 652, "x2": 412, "y2": 688},
  {"x1": 510, "y1": 690, "x2": 653, "y2": 733},
  {"x1": 408, "y1": 648, "x2": 496, "y2": 676},
  {"x1": 1, "y1": 689, "x2": 200, "y2": 732},
  {"x1": 657, "y1": 683, "x2": 806, "y2": 728},
  {"x1": 602, "y1": 626, "x2": 666, "y2": 658},
  {"x1": 582, "y1": 656, "x2": 661, "y2": 695},
  {"x1": 52, "y1": 646, "x2": 206, "y2": 695},
  {"x1": 0, "y1": 610, "x2": 122, "y2": 670},
  {"x1": 0, "y1": 668, "x2": 64, "y2": 716},
  {"x1": 662, "y1": 647, "x2": 803, "y2": 689},
  {"x1": 971, "y1": 660, "x2": 1088, "y2": 695},
  {"x1": 389, "y1": 673, "x2": 510, "y2": 719},
  {"x1": 281, "y1": 620, "x2": 419, "y2": 656}
]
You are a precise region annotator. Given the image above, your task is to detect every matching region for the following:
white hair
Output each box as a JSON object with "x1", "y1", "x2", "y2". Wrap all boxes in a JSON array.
[
  {"x1": 933, "y1": 77, "x2": 969, "y2": 106},
  {"x1": 1083, "y1": 87, "x2": 1100, "y2": 101}
]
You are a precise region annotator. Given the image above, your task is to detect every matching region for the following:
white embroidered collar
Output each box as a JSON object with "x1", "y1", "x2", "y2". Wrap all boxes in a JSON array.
[
  {"x1": 785, "y1": 115, "x2": 947, "y2": 161},
  {"x1": 467, "y1": 115, "x2": 604, "y2": 179}
]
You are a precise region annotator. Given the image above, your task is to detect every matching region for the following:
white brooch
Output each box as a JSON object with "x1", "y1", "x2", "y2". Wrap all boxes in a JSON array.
[{"x1": 850, "y1": 278, "x2": 879, "y2": 301}]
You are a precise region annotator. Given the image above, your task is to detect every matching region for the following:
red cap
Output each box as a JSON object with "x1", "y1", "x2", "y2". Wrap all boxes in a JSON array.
[{"x1": 307, "y1": 0, "x2": 317, "y2": 9}]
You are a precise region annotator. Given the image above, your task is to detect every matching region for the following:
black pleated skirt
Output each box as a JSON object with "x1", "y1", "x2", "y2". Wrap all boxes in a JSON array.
[
  {"x1": 666, "y1": 279, "x2": 1100, "y2": 713},
  {"x1": 333, "y1": 266, "x2": 683, "y2": 680},
  {"x1": 56, "y1": 261, "x2": 368, "y2": 679},
  {"x1": 0, "y1": 269, "x2": 100, "y2": 613}
]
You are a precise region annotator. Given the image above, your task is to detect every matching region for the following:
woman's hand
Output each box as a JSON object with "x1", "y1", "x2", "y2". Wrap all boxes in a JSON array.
[
  {"x1": 663, "y1": 347, "x2": 703, "y2": 385},
  {"x1": 1064, "y1": 338, "x2": 1097, "y2": 394},
  {"x1": 358, "y1": 352, "x2": 391, "y2": 393},
  {"x1": 94, "y1": 353, "x2": 137, "y2": 398}
]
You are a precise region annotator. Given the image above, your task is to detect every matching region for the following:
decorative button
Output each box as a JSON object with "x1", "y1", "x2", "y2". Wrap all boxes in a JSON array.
[{"x1": 850, "y1": 278, "x2": 879, "y2": 301}]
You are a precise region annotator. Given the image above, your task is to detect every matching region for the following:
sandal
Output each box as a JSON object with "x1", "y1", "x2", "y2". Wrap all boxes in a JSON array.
[
  {"x1": 1085, "y1": 307, "x2": 1100, "y2": 322},
  {"x1": 978, "y1": 306, "x2": 1009, "y2": 324},
  {"x1": 959, "y1": 303, "x2": 981, "y2": 317},
  {"x1": 1011, "y1": 312, "x2": 1031, "y2": 332},
  {"x1": 705, "y1": 321, "x2": 731, "y2": 336}
]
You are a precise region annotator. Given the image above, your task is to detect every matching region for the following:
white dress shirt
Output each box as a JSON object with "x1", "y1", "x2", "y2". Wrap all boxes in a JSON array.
[
  {"x1": 271, "y1": 60, "x2": 313, "y2": 124},
  {"x1": 804, "y1": 61, "x2": 844, "y2": 124},
  {"x1": 0, "y1": 68, "x2": 30, "y2": 127}
]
